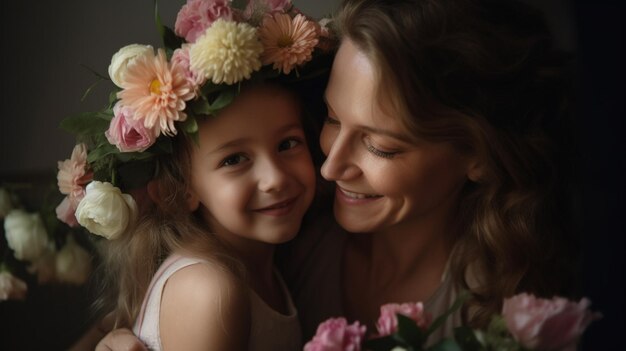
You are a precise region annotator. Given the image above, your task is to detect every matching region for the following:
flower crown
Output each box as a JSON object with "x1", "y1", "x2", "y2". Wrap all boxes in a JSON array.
[{"x1": 56, "y1": 0, "x2": 336, "y2": 239}]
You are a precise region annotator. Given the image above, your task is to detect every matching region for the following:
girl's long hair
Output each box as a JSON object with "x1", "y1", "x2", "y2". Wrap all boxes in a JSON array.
[{"x1": 338, "y1": 0, "x2": 579, "y2": 326}]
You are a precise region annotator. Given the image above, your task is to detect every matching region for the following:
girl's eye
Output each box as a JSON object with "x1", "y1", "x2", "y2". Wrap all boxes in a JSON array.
[
  {"x1": 324, "y1": 116, "x2": 340, "y2": 126},
  {"x1": 278, "y1": 138, "x2": 301, "y2": 152},
  {"x1": 219, "y1": 154, "x2": 249, "y2": 167},
  {"x1": 365, "y1": 142, "x2": 397, "y2": 159}
]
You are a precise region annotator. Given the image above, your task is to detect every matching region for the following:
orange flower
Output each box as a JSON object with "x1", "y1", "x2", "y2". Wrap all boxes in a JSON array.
[
  {"x1": 259, "y1": 13, "x2": 318, "y2": 74},
  {"x1": 118, "y1": 49, "x2": 195, "y2": 136}
]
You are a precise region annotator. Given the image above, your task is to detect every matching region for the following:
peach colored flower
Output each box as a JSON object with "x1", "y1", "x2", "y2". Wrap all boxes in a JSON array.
[
  {"x1": 56, "y1": 143, "x2": 93, "y2": 226},
  {"x1": 259, "y1": 13, "x2": 318, "y2": 74},
  {"x1": 117, "y1": 49, "x2": 195, "y2": 136}
]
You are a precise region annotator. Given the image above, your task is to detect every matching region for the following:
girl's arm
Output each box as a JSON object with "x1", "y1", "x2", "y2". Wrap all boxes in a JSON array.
[{"x1": 160, "y1": 263, "x2": 250, "y2": 351}]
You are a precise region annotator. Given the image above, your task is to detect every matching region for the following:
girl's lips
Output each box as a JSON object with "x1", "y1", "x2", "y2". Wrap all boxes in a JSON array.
[
  {"x1": 253, "y1": 197, "x2": 297, "y2": 216},
  {"x1": 335, "y1": 186, "x2": 382, "y2": 204}
]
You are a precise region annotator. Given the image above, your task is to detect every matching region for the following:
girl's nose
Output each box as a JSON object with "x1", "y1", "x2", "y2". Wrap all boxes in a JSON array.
[{"x1": 258, "y1": 158, "x2": 289, "y2": 193}]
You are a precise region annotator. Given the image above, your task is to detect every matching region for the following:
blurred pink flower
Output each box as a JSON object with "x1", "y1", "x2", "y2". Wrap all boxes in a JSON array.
[
  {"x1": 304, "y1": 317, "x2": 366, "y2": 351},
  {"x1": 376, "y1": 302, "x2": 432, "y2": 336},
  {"x1": 175, "y1": 0, "x2": 233, "y2": 43},
  {"x1": 0, "y1": 271, "x2": 27, "y2": 301},
  {"x1": 56, "y1": 143, "x2": 93, "y2": 226},
  {"x1": 55, "y1": 196, "x2": 79, "y2": 227},
  {"x1": 118, "y1": 49, "x2": 195, "y2": 136},
  {"x1": 171, "y1": 44, "x2": 206, "y2": 96},
  {"x1": 244, "y1": 0, "x2": 292, "y2": 18},
  {"x1": 106, "y1": 102, "x2": 159, "y2": 152},
  {"x1": 259, "y1": 13, "x2": 318, "y2": 74},
  {"x1": 502, "y1": 293, "x2": 602, "y2": 351}
]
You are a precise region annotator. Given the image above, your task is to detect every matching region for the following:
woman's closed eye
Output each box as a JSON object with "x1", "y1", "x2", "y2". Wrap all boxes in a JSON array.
[
  {"x1": 365, "y1": 139, "x2": 398, "y2": 159},
  {"x1": 219, "y1": 153, "x2": 249, "y2": 167}
]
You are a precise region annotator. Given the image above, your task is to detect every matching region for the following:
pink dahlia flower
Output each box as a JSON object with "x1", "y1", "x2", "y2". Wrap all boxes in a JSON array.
[
  {"x1": 175, "y1": 0, "x2": 233, "y2": 43},
  {"x1": 304, "y1": 317, "x2": 366, "y2": 351},
  {"x1": 259, "y1": 13, "x2": 318, "y2": 74},
  {"x1": 376, "y1": 302, "x2": 432, "y2": 336},
  {"x1": 171, "y1": 44, "x2": 206, "y2": 96},
  {"x1": 106, "y1": 102, "x2": 159, "y2": 152},
  {"x1": 502, "y1": 293, "x2": 602, "y2": 351},
  {"x1": 56, "y1": 143, "x2": 93, "y2": 226},
  {"x1": 117, "y1": 49, "x2": 195, "y2": 136}
]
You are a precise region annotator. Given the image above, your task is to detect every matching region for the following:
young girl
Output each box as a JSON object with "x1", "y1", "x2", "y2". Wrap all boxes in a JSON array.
[
  {"x1": 103, "y1": 82, "x2": 317, "y2": 350},
  {"x1": 58, "y1": 1, "x2": 334, "y2": 350}
]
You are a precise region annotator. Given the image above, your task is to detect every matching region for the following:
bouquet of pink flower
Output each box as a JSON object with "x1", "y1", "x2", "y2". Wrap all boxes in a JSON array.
[{"x1": 304, "y1": 292, "x2": 601, "y2": 351}]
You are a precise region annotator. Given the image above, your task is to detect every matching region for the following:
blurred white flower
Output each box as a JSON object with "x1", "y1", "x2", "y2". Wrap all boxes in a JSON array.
[
  {"x1": 55, "y1": 236, "x2": 92, "y2": 285},
  {"x1": 4, "y1": 209, "x2": 51, "y2": 261},
  {"x1": 75, "y1": 181, "x2": 137, "y2": 240},
  {"x1": 0, "y1": 271, "x2": 27, "y2": 301}
]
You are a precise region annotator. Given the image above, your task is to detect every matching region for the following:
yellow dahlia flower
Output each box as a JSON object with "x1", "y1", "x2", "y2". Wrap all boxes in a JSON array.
[{"x1": 190, "y1": 19, "x2": 264, "y2": 85}]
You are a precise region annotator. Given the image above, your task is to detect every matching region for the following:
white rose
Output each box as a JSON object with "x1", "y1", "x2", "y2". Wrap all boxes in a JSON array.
[
  {"x1": 4, "y1": 209, "x2": 51, "y2": 261},
  {"x1": 0, "y1": 187, "x2": 14, "y2": 219},
  {"x1": 75, "y1": 181, "x2": 137, "y2": 240},
  {"x1": 108, "y1": 44, "x2": 154, "y2": 87},
  {"x1": 55, "y1": 236, "x2": 92, "y2": 285},
  {"x1": 0, "y1": 271, "x2": 28, "y2": 301}
]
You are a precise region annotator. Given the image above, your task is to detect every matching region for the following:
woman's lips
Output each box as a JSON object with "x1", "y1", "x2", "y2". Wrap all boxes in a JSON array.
[
  {"x1": 335, "y1": 186, "x2": 382, "y2": 204},
  {"x1": 253, "y1": 197, "x2": 297, "y2": 216}
]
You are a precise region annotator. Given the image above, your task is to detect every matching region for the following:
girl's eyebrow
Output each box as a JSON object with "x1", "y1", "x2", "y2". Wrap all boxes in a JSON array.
[{"x1": 207, "y1": 122, "x2": 304, "y2": 156}]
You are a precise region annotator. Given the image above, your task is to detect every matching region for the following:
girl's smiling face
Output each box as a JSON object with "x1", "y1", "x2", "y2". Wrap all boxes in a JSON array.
[
  {"x1": 188, "y1": 85, "x2": 316, "y2": 247},
  {"x1": 320, "y1": 39, "x2": 475, "y2": 234}
]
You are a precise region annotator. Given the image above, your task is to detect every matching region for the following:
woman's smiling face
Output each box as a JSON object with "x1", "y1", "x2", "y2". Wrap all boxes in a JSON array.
[{"x1": 320, "y1": 39, "x2": 474, "y2": 234}]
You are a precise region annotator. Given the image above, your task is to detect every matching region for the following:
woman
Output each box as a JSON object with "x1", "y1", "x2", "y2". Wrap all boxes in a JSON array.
[{"x1": 96, "y1": 0, "x2": 577, "y2": 348}]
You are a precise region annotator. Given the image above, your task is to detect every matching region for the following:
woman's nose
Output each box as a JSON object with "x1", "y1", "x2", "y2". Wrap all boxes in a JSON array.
[{"x1": 320, "y1": 132, "x2": 361, "y2": 181}]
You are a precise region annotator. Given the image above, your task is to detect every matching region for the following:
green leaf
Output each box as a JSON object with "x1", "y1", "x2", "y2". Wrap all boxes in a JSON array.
[
  {"x1": 181, "y1": 116, "x2": 199, "y2": 134},
  {"x1": 230, "y1": 0, "x2": 248, "y2": 11},
  {"x1": 453, "y1": 326, "x2": 484, "y2": 351},
  {"x1": 427, "y1": 339, "x2": 463, "y2": 351},
  {"x1": 363, "y1": 335, "x2": 405, "y2": 351},
  {"x1": 396, "y1": 314, "x2": 427, "y2": 347},
  {"x1": 154, "y1": 0, "x2": 183, "y2": 51},
  {"x1": 86, "y1": 143, "x2": 119, "y2": 164},
  {"x1": 60, "y1": 111, "x2": 113, "y2": 136},
  {"x1": 427, "y1": 291, "x2": 471, "y2": 336},
  {"x1": 200, "y1": 81, "x2": 224, "y2": 96},
  {"x1": 190, "y1": 99, "x2": 211, "y2": 115},
  {"x1": 208, "y1": 88, "x2": 237, "y2": 112}
]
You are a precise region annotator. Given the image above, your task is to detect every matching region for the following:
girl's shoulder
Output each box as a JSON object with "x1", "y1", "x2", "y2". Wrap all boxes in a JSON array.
[{"x1": 159, "y1": 257, "x2": 250, "y2": 350}]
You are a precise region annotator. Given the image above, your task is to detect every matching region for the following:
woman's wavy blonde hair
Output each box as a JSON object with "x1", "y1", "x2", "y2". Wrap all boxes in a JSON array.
[{"x1": 337, "y1": 0, "x2": 579, "y2": 327}]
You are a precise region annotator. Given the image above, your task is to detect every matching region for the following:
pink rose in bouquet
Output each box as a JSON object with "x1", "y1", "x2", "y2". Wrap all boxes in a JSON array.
[
  {"x1": 502, "y1": 293, "x2": 602, "y2": 351},
  {"x1": 175, "y1": 0, "x2": 233, "y2": 43},
  {"x1": 304, "y1": 317, "x2": 367, "y2": 351},
  {"x1": 106, "y1": 103, "x2": 158, "y2": 153},
  {"x1": 376, "y1": 302, "x2": 432, "y2": 336},
  {"x1": 55, "y1": 143, "x2": 93, "y2": 226}
]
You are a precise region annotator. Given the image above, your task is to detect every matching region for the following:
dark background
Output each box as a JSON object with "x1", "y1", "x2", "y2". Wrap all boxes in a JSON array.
[{"x1": 1, "y1": 0, "x2": 624, "y2": 349}]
